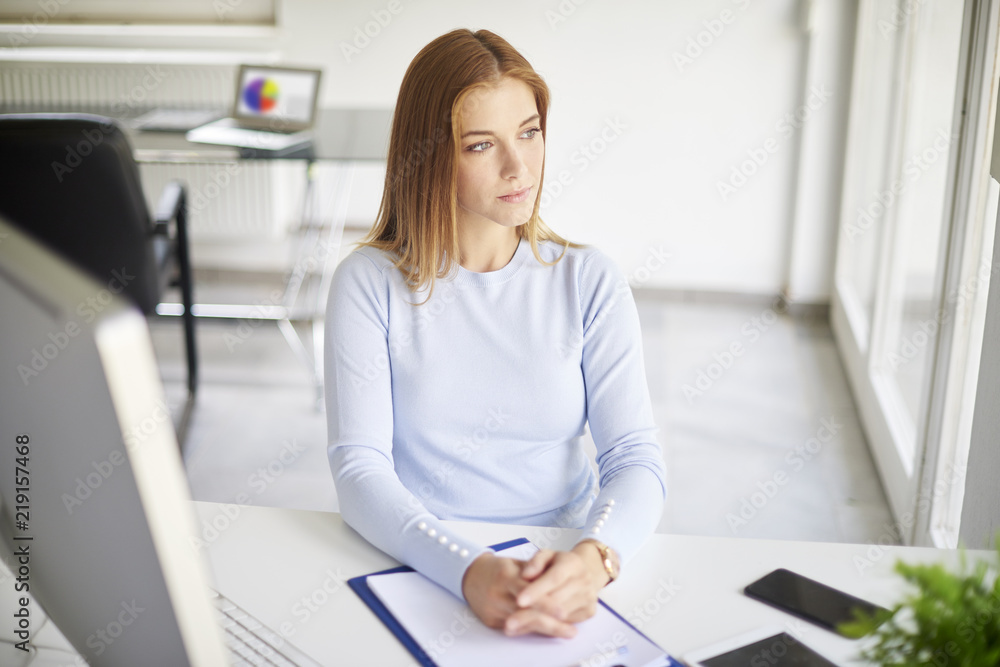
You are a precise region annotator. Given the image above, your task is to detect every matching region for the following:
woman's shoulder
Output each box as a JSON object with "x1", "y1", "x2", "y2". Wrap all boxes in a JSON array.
[
  {"x1": 335, "y1": 244, "x2": 398, "y2": 277},
  {"x1": 329, "y1": 244, "x2": 402, "y2": 301},
  {"x1": 534, "y1": 239, "x2": 621, "y2": 279}
]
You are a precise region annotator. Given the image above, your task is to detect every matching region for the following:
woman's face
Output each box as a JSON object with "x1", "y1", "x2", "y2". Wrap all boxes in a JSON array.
[{"x1": 455, "y1": 77, "x2": 544, "y2": 232}]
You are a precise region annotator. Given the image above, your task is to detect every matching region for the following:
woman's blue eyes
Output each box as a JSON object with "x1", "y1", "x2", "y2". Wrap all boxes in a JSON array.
[{"x1": 466, "y1": 127, "x2": 541, "y2": 153}]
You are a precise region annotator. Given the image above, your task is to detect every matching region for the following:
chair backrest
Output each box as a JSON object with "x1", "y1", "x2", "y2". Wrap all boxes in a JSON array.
[{"x1": 0, "y1": 113, "x2": 162, "y2": 313}]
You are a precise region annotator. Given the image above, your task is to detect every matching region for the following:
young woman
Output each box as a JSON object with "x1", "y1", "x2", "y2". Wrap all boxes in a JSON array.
[{"x1": 324, "y1": 28, "x2": 665, "y2": 638}]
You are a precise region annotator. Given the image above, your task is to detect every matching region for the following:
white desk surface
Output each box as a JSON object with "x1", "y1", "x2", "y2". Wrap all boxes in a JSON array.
[{"x1": 194, "y1": 500, "x2": 989, "y2": 667}]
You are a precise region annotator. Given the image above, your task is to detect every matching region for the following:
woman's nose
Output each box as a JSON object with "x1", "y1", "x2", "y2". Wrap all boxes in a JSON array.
[{"x1": 500, "y1": 144, "x2": 528, "y2": 180}]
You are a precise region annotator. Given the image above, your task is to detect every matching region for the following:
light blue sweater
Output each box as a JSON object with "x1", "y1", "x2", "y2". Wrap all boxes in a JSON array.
[{"x1": 324, "y1": 238, "x2": 666, "y2": 598}]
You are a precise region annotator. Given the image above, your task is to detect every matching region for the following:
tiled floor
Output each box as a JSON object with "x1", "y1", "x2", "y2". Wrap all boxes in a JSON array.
[{"x1": 151, "y1": 282, "x2": 896, "y2": 547}]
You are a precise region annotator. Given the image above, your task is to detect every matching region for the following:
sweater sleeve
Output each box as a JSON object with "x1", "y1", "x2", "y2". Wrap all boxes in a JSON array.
[
  {"x1": 324, "y1": 251, "x2": 489, "y2": 599},
  {"x1": 575, "y1": 251, "x2": 667, "y2": 564}
]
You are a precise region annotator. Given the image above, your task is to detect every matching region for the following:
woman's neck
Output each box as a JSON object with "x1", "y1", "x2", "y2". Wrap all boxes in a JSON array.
[{"x1": 457, "y1": 224, "x2": 521, "y2": 273}]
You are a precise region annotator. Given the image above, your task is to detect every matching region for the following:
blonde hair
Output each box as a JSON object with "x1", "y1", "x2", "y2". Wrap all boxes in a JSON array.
[{"x1": 361, "y1": 28, "x2": 580, "y2": 297}]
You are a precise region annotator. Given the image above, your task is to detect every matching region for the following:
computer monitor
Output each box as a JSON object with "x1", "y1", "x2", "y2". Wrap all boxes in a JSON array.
[
  {"x1": 0, "y1": 216, "x2": 228, "y2": 665},
  {"x1": 233, "y1": 65, "x2": 322, "y2": 131}
]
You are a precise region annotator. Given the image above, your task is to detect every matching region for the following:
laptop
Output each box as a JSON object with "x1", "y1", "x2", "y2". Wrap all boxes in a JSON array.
[
  {"x1": 187, "y1": 64, "x2": 323, "y2": 151},
  {"x1": 0, "y1": 215, "x2": 321, "y2": 666}
]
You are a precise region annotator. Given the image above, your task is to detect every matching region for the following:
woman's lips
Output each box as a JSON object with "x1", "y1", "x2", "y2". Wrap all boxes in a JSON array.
[{"x1": 498, "y1": 187, "x2": 531, "y2": 203}]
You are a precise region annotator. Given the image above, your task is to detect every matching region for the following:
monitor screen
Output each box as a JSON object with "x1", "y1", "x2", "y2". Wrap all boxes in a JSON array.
[{"x1": 234, "y1": 65, "x2": 321, "y2": 129}]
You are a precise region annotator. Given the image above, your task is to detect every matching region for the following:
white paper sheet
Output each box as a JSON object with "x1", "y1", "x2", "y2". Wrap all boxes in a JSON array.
[{"x1": 367, "y1": 541, "x2": 672, "y2": 667}]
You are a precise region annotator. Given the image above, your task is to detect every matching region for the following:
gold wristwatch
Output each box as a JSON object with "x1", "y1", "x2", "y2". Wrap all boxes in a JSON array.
[{"x1": 590, "y1": 540, "x2": 620, "y2": 584}]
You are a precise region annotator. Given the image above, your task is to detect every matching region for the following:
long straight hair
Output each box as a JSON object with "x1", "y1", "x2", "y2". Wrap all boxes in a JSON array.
[{"x1": 361, "y1": 29, "x2": 579, "y2": 298}]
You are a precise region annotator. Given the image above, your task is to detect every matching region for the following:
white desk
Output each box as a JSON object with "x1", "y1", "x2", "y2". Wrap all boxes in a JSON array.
[{"x1": 193, "y1": 501, "x2": 984, "y2": 666}]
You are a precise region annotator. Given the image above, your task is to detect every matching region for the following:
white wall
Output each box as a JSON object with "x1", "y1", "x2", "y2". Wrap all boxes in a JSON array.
[
  {"x1": 271, "y1": 0, "x2": 853, "y2": 299},
  {"x1": 3, "y1": 0, "x2": 857, "y2": 301}
]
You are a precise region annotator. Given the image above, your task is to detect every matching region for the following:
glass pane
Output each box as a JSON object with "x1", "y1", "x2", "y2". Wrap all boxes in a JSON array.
[
  {"x1": 874, "y1": 0, "x2": 965, "y2": 444},
  {"x1": 838, "y1": 1, "x2": 905, "y2": 350}
]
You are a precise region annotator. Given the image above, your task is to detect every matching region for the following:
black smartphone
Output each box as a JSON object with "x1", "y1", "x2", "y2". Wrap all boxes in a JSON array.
[{"x1": 744, "y1": 568, "x2": 887, "y2": 634}]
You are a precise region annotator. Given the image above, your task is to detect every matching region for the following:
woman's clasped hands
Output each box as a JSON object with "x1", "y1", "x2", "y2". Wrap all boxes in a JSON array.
[{"x1": 460, "y1": 541, "x2": 612, "y2": 638}]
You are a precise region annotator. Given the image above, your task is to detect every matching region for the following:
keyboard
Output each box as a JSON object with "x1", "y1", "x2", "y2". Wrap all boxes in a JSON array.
[
  {"x1": 186, "y1": 118, "x2": 313, "y2": 151},
  {"x1": 210, "y1": 589, "x2": 322, "y2": 667}
]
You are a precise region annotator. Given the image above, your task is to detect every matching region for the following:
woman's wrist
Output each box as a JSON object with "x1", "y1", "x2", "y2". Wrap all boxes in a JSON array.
[
  {"x1": 461, "y1": 551, "x2": 495, "y2": 600},
  {"x1": 573, "y1": 540, "x2": 618, "y2": 588}
]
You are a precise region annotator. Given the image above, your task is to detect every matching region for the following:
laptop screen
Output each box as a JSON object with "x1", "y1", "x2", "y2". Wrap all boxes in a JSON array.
[{"x1": 233, "y1": 65, "x2": 322, "y2": 131}]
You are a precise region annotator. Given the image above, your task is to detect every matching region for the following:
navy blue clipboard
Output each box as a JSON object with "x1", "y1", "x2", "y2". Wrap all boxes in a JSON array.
[{"x1": 348, "y1": 537, "x2": 682, "y2": 667}]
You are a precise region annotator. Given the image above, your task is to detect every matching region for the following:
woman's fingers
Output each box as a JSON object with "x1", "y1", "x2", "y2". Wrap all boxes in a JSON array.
[
  {"x1": 519, "y1": 548, "x2": 556, "y2": 580},
  {"x1": 517, "y1": 551, "x2": 583, "y2": 608},
  {"x1": 504, "y1": 607, "x2": 577, "y2": 639},
  {"x1": 463, "y1": 554, "x2": 530, "y2": 628},
  {"x1": 464, "y1": 549, "x2": 603, "y2": 636},
  {"x1": 515, "y1": 549, "x2": 604, "y2": 623}
]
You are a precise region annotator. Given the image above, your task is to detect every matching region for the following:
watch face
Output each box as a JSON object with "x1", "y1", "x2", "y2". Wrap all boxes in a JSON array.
[{"x1": 599, "y1": 545, "x2": 620, "y2": 580}]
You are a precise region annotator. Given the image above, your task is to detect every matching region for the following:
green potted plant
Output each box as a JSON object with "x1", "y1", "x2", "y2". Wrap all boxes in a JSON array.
[{"x1": 840, "y1": 538, "x2": 1000, "y2": 666}]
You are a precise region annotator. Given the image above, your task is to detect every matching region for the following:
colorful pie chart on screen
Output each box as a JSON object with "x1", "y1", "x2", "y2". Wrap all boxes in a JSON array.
[{"x1": 243, "y1": 77, "x2": 279, "y2": 113}]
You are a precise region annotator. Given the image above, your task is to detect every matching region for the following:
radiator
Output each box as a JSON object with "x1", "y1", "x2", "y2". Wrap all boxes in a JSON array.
[
  {"x1": 0, "y1": 61, "x2": 235, "y2": 109},
  {"x1": 138, "y1": 160, "x2": 307, "y2": 241}
]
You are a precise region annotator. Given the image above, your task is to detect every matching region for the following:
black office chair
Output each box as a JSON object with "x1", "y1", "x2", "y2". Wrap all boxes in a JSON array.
[{"x1": 0, "y1": 113, "x2": 198, "y2": 446}]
